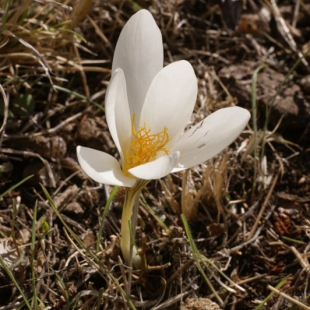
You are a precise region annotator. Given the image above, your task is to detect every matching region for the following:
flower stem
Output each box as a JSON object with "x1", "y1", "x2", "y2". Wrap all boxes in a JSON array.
[{"x1": 121, "y1": 180, "x2": 148, "y2": 268}]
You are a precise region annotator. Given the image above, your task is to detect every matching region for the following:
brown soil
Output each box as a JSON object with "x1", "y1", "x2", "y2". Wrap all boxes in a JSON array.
[{"x1": 0, "y1": 0, "x2": 310, "y2": 309}]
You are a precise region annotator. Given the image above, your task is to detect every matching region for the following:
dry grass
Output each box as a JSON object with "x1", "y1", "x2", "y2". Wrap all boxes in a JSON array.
[{"x1": 1, "y1": 0, "x2": 310, "y2": 309}]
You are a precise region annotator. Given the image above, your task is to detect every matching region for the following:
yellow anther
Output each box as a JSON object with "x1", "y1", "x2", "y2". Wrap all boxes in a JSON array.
[{"x1": 126, "y1": 114, "x2": 169, "y2": 169}]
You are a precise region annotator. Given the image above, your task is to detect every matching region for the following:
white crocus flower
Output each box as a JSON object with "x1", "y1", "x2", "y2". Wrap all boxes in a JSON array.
[{"x1": 77, "y1": 10, "x2": 250, "y2": 266}]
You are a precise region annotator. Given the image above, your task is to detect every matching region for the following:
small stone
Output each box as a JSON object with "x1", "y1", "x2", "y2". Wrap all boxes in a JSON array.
[
  {"x1": 181, "y1": 297, "x2": 222, "y2": 310},
  {"x1": 63, "y1": 202, "x2": 84, "y2": 215}
]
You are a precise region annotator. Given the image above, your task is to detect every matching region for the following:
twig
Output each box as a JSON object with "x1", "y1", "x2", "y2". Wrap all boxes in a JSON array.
[
  {"x1": 0, "y1": 84, "x2": 9, "y2": 148},
  {"x1": 3, "y1": 112, "x2": 83, "y2": 140},
  {"x1": 247, "y1": 172, "x2": 279, "y2": 241},
  {"x1": 267, "y1": 285, "x2": 310, "y2": 310},
  {"x1": 292, "y1": 0, "x2": 301, "y2": 28},
  {"x1": 290, "y1": 246, "x2": 310, "y2": 272},
  {"x1": 117, "y1": 256, "x2": 129, "y2": 310},
  {"x1": 151, "y1": 291, "x2": 191, "y2": 310},
  {"x1": 269, "y1": 0, "x2": 310, "y2": 72},
  {"x1": 1, "y1": 30, "x2": 54, "y2": 84},
  {"x1": 72, "y1": 40, "x2": 90, "y2": 99},
  {"x1": 229, "y1": 224, "x2": 262, "y2": 253},
  {"x1": 0, "y1": 148, "x2": 56, "y2": 188}
]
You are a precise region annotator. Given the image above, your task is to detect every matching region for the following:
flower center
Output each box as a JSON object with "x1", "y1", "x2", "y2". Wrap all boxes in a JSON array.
[{"x1": 126, "y1": 114, "x2": 169, "y2": 170}]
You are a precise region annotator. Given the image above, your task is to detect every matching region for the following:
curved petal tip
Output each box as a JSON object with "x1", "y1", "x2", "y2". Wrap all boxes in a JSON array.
[
  {"x1": 77, "y1": 146, "x2": 136, "y2": 187},
  {"x1": 129, "y1": 152, "x2": 180, "y2": 180}
]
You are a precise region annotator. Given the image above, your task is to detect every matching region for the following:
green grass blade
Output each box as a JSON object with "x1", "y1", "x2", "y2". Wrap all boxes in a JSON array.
[
  {"x1": 71, "y1": 292, "x2": 82, "y2": 310},
  {"x1": 96, "y1": 287, "x2": 105, "y2": 310},
  {"x1": 2, "y1": 0, "x2": 13, "y2": 28},
  {"x1": 53, "y1": 85, "x2": 104, "y2": 112},
  {"x1": 0, "y1": 256, "x2": 32, "y2": 310},
  {"x1": 52, "y1": 268, "x2": 69, "y2": 302},
  {"x1": 96, "y1": 186, "x2": 119, "y2": 253},
  {"x1": 127, "y1": 0, "x2": 142, "y2": 10},
  {"x1": 31, "y1": 200, "x2": 38, "y2": 310},
  {"x1": 261, "y1": 48, "x2": 310, "y2": 159},
  {"x1": 254, "y1": 274, "x2": 291, "y2": 310},
  {"x1": 181, "y1": 215, "x2": 245, "y2": 303},
  {"x1": 181, "y1": 214, "x2": 224, "y2": 306},
  {"x1": 0, "y1": 175, "x2": 33, "y2": 199},
  {"x1": 40, "y1": 184, "x2": 136, "y2": 310},
  {"x1": 141, "y1": 193, "x2": 171, "y2": 236}
]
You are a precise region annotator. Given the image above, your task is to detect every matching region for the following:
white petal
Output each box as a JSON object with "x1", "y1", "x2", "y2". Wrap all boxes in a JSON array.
[
  {"x1": 139, "y1": 61, "x2": 198, "y2": 145},
  {"x1": 77, "y1": 146, "x2": 136, "y2": 187},
  {"x1": 129, "y1": 152, "x2": 180, "y2": 180},
  {"x1": 112, "y1": 10, "x2": 163, "y2": 121},
  {"x1": 170, "y1": 107, "x2": 251, "y2": 172},
  {"x1": 105, "y1": 69, "x2": 132, "y2": 160}
]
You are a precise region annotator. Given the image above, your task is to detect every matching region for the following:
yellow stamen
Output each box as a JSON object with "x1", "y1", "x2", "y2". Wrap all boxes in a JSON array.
[{"x1": 126, "y1": 114, "x2": 169, "y2": 169}]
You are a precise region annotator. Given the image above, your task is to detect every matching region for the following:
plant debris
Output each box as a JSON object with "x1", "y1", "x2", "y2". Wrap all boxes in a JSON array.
[{"x1": 0, "y1": 0, "x2": 310, "y2": 309}]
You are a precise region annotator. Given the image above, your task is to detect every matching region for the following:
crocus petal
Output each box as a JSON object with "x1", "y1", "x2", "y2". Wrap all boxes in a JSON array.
[
  {"x1": 139, "y1": 60, "x2": 197, "y2": 145},
  {"x1": 77, "y1": 146, "x2": 136, "y2": 187},
  {"x1": 112, "y1": 9, "x2": 163, "y2": 121},
  {"x1": 105, "y1": 69, "x2": 132, "y2": 160},
  {"x1": 129, "y1": 152, "x2": 180, "y2": 180},
  {"x1": 170, "y1": 107, "x2": 251, "y2": 172}
]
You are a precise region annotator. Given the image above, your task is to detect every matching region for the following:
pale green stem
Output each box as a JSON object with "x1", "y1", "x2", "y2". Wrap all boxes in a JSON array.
[{"x1": 121, "y1": 180, "x2": 148, "y2": 268}]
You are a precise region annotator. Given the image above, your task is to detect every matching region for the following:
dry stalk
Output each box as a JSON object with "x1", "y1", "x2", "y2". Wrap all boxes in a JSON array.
[
  {"x1": 247, "y1": 171, "x2": 279, "y2": 241},
  {"x1": 152, "y1": 291, "x2": 191, "y2": 310},
  {"x1": 267, "y1": 285, "x2": 310, "y2": 310},
  {"x1": 67, "y1": 0, "x2": 93, "y2": 29},
  {"x1": 290, "y1": 246, "x2": 310, "y2": 273},
  {"x1": 160, "y1": 176, "x2": 181, "y2": 214},
  {"x1": 267, "y1": 0, "x2": 310, "y2": 72},
  {"x1": 0, "y1": 148, "x2": 56, "y2": 188},
  {"x1": 0, "y1": 84, "x2": 9, "y2": 148},
  {"x1": 71, "y1": 40, "x2": 90, "y2": 98}
]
